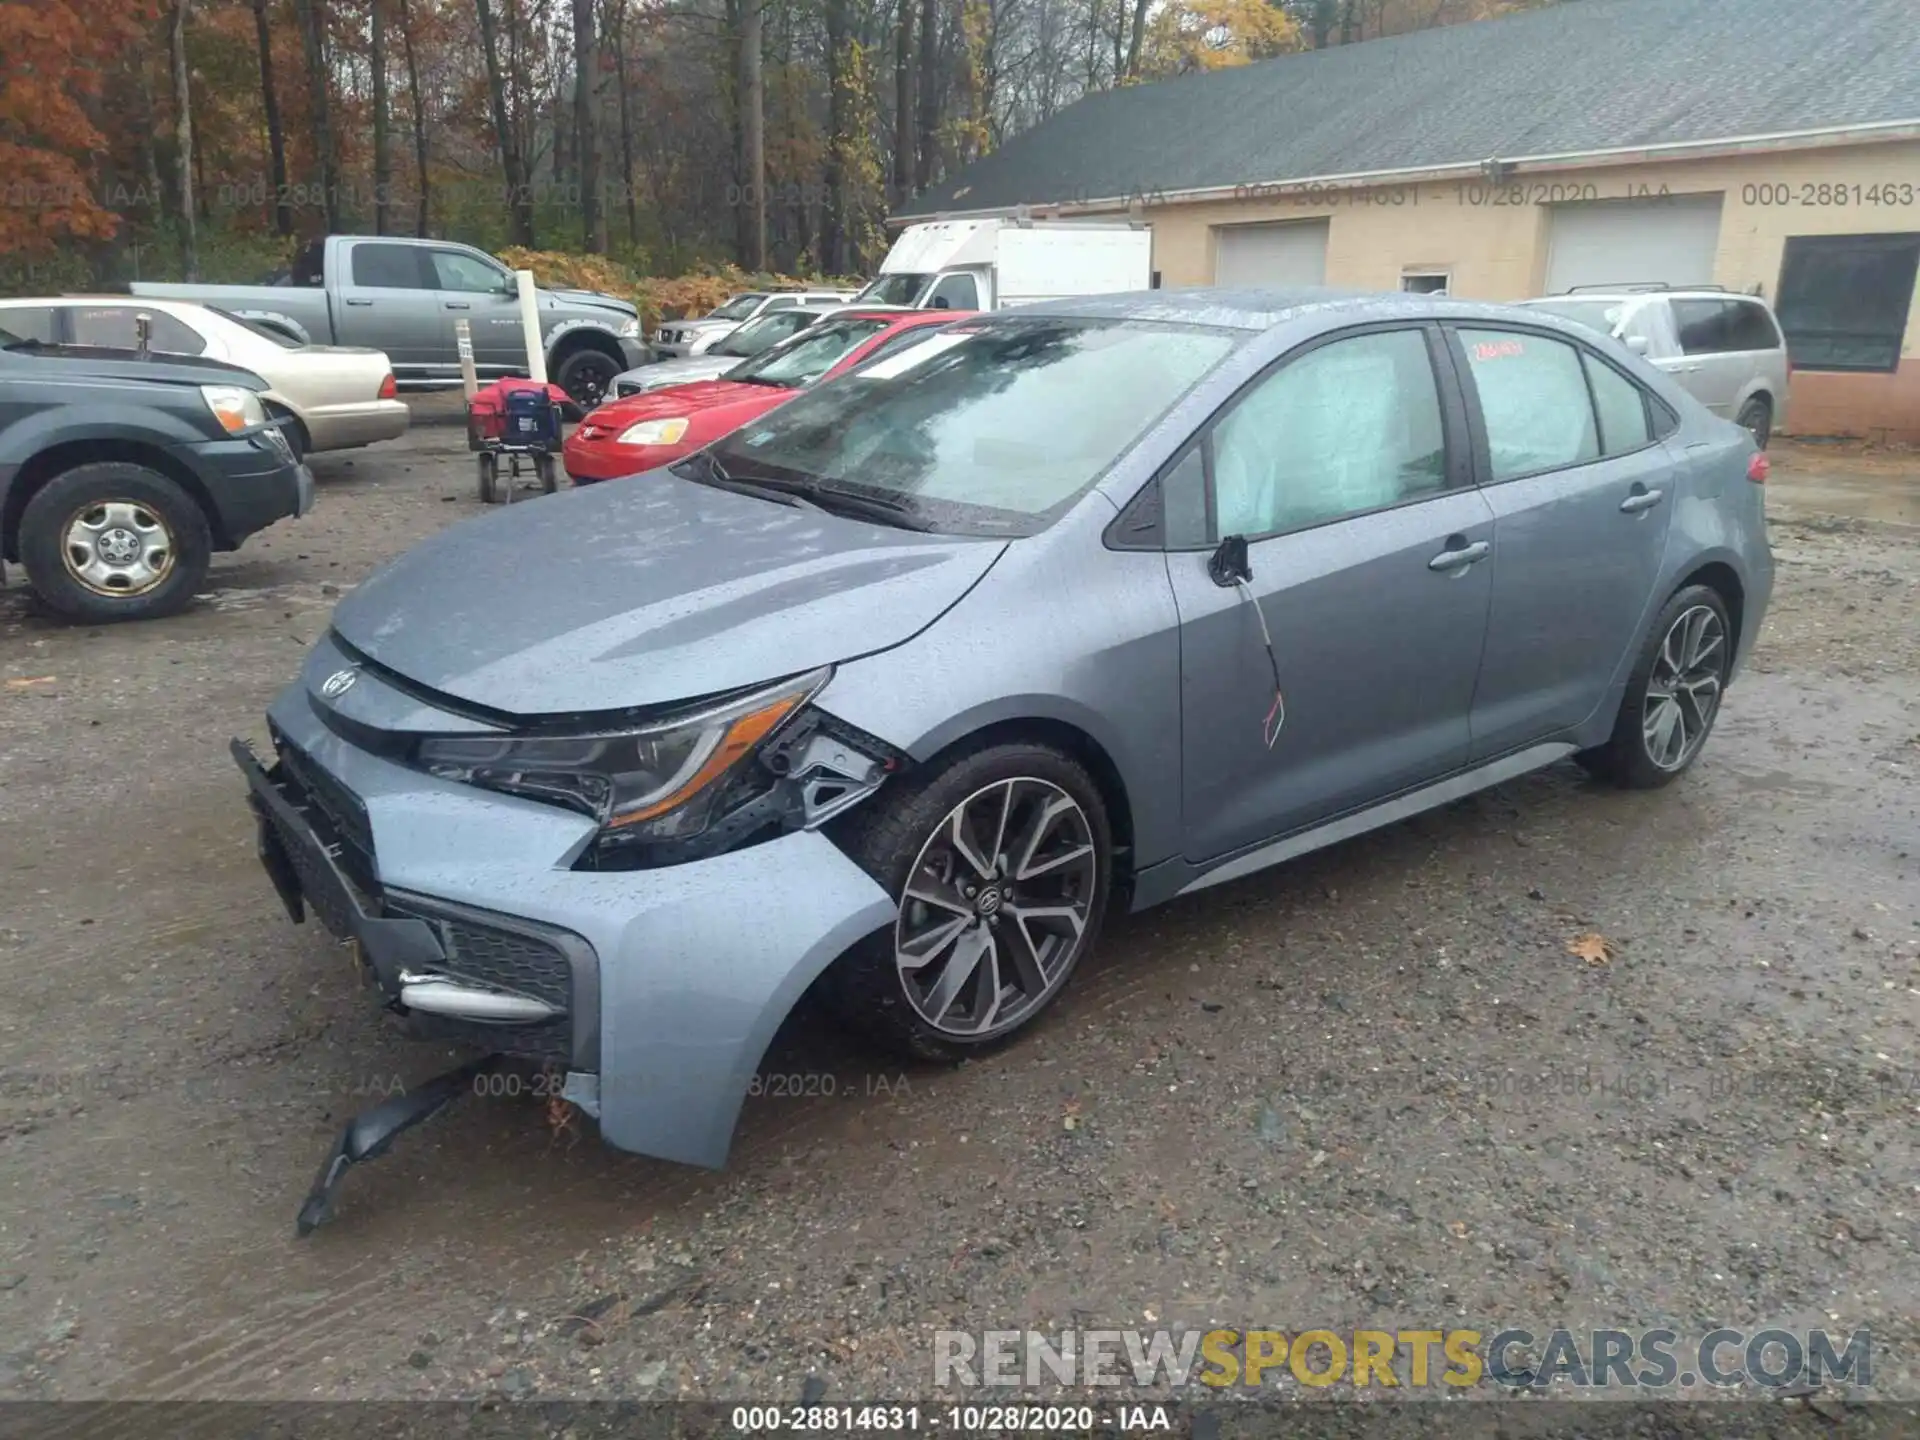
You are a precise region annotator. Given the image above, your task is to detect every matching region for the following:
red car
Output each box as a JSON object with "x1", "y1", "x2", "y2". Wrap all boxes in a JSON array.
[{"x1": 563, "y1": 308, "x2": 972, "y2": 484}]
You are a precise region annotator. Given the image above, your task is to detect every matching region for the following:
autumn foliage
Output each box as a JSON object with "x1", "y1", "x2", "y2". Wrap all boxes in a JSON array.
[{"x1": 0, "y1": 0, "x2": 158, "y2": 255}]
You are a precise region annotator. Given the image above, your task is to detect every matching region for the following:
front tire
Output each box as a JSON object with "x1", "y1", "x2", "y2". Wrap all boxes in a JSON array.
[
  {"x1": 18, "y1": 463, "x2": 211, "y2": 623},
  {"x1": 827, "y1": 742, "x2": 1112, "y2": 1062},
  {"x1": 1577, "y1": 585, "x2": 1732, "y2": 789},
  {"x1": 554, "y1": 349, "x2": 619, "y2": 409}
]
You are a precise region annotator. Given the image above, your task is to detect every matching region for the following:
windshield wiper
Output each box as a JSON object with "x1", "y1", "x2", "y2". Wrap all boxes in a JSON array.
[
  {"x1": 763, "y1": 477, "x2": 936, "y2": 532},
  {"x1": 676, "y1": 451, "x2": 825, "y2": 513}
]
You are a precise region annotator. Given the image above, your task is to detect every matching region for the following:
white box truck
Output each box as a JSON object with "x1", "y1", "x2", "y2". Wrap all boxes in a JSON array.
[{"x1": 854, "y1": 218, "x2": 1154, "y2": 311}]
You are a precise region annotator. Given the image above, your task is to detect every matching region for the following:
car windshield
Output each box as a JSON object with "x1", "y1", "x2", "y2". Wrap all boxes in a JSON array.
[
  {"x1": 211, "y1": 307, "x2": 303, "y2": 348},
  {"x1": 725, "y1": 316, "x2": 892, "y2": 387},
  {"x1": 710, "y1": 317, "x2": 1239, "y2": 536},
  {"x1": 1528, "y1": 300, "x2": 1631, "y2": 337},
  {"x1": 711, "y1": 314, "x2": 809, "y2": 358},
  {"x1": 708, "y1": 294, "x2": 766, "y2": 321},
  {"x1": 855, "y1": 274, "x2": 929, "y2": 306}
]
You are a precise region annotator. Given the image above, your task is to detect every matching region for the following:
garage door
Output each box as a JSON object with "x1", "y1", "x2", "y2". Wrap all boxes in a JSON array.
[
  {"x1": 1544, "y1": 195, "x2": 1725, "y2": 294},
  {"x1": 1214, "y1": 220, "x2": 1330, "y2": 289}
]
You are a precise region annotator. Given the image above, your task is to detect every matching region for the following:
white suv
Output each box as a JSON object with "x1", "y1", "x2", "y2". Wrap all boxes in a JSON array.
[{"x1": 1520, "y1": 287, "x2": 1789, "y2": 448}]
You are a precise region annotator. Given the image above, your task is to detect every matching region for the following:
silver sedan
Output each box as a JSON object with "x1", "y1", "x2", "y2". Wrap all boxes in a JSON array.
[
  {"x1": 0, "y1": 296, "x2": 410, "y2": 458},
  {"x1": 611, "y1": 304, "x2": 847, "y2": 397}
]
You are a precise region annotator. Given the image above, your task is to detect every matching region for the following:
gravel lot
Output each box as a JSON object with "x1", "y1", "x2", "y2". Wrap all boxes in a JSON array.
[{"x1": 0, "y1": 425, "x2": 1915, "y2": 1409}]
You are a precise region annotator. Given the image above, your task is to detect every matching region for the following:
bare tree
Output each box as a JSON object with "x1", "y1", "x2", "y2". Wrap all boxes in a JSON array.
[
  {"x1": 169, "y1": 0, "x2": 198, "y2": 279},
  {"x1": 397, "y1": 0, "x2": 430, "y2": 235},
  {"x1": 572, "y1": 0, "x2": 604, "y2": 251},
  {"x1": 605, "y1": 0, "x2": 639, "y2": 248},
  {"x1": 475, "y1": 0, "x2": 535, "y2": 245},
  {"x1": 891, "y1": 0, "x2": 913, "y2": 201},
  {"x1": 913, "y1": 0, "x2": 937, "y2": 189},
  {"x1": 249, "y1": 0, "x2": 292, "y2": 235},
  {"x1": 292, "y1": 0, "x2": 344, "y2": 230},
  {"x1": 371, "y1": 0, "x2": 391, "y2": 234},
  {"x1": 737, "y1": 0, "x2": 766, "y2": 269}
]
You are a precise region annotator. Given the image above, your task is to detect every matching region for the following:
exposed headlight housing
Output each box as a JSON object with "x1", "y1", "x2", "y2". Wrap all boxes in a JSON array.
[
  {"x1": 201, "y1": 384, "x2": 268, "y2": 434},
  {"x1": 416, "y1": 668, "x2": 830, "y2": 843},
  {"x1": 617, "y1": 417, "x2": 689, "y2": 446}
]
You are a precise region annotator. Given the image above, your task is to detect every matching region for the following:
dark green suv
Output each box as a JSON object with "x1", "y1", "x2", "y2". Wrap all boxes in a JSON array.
[{"x1": 0, "y1": 321, "x2": 312, "y2": 621}]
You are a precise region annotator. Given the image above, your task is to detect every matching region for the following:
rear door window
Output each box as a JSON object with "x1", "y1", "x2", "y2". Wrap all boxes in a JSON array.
[
  {"x1": 1457, "y1": 328, "x2": 1600, "y2": 480},
  {"x1": 1582, "y1": 352, "x2": 1652, "y2": 455},
  {"x1": 1722, "y1": 300, "x2": 1782, "y2": 352},
  {"x1": 66, "y1": 306, "x2": 207, "y2": 355},
  {"x1": 351, "y1": 243, "x2": 428, "y2": 289},
  {"x1": 1672, "y1": 299, "x2": 1752, "y2": 355}
]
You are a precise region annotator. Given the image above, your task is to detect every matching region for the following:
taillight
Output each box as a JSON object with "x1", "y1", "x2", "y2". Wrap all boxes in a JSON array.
[
  {"x1": 1747, "y1": 453, "x2": 1770, "y2": 484},
  {"x1": 378, "y1": 373, "x2": 397, "y2": 400}
]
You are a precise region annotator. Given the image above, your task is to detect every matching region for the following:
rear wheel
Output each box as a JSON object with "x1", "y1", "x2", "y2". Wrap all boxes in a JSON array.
[
  {"x1": 477, "y1": 452, "x2": 499, "y2": 505},
  {"x1": 18, "y1": 462, "x2": 211, "y2": 622},
  {"x1": 1736, "y1": 396, "x2": 1772, "y2": 450},
  {"x1": 827, "y1": 742, "x2": 1111, "y2": 1062},
  {"x1": 1577, "y1": 584, "x2": 1732, "y2": 788},
  {"x1": 535, "y1": 453, "x2": 558, "y2": 494}
]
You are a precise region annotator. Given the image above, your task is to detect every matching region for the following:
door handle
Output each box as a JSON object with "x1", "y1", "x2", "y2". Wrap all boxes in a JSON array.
[
  {"x1": 1669, "y1": 363, "x2": 1701, "y2": 373},
  {"x1": 1620, "y1": 488, "x2": 1665, "y2": 514},
  {"x1": 1428, "y1": 538, "x2": 1490, "y2": 572},
  {"x1": 444, "y1": 301, "x2": 471, "y2": 310},
  {"x1": 343, "y1": 298, "x2": 374, "y2": 307}
]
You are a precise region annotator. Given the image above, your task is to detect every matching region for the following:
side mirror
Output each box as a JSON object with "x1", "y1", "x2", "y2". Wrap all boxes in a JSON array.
[
  {"x1": 1623, "y1": 335, "x2": 1650, "y2": 356},
  {"x1": 1208, "y1": 534, "x2": 1251, "y2": 588}
]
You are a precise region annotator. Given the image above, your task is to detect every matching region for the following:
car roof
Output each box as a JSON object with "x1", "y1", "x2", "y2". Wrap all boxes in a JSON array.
[
  {"x1": 989, "y1": 287, "x2": 1612, "y2": 334},
  {"x1": 1522, "y1": 290, "x2": 1773, "y2": 305}
]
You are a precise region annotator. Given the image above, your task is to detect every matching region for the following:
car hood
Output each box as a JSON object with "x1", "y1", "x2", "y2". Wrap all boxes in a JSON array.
[
  {"x1": 671, "y1": 317, "x2": 738, "y2": 334},
  {"x1": 14, "y1": 345, "x2": 265, "y2": 388},
  {"x1": 329, "y1": 471, "x2": 1005, "y2": 717},
  {"x1": 613, "y1": 356, "x2": 739, "y2": 391},
  {"x1": 579, "y1": 379, "x2": 788, "y2": 432},
  {"x1": 547, "y1": 288, "x2": 638, "y2": 318}
]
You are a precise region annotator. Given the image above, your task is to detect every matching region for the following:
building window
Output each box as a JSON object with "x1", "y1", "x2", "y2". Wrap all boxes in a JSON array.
[
  {"x1": 1775, "y1": 233, "x2": 1920, "y2": 373},
  {"x1": 1402, "y1": 271, "x2": 1450, "y2": 295}
]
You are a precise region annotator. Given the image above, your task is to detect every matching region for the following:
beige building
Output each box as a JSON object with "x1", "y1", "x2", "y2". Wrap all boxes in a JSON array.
[{"x1": 901, "y1": 0, "x2": 1920, "y2": 441}]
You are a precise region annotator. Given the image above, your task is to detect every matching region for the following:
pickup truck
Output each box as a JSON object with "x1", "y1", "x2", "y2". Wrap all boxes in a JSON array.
[
  {"x1": 132, "y1": 236, "x2": 646, "y2": 406},
  {"x1": 0, "y1": 322, "x2": 312, "y2": 622}
]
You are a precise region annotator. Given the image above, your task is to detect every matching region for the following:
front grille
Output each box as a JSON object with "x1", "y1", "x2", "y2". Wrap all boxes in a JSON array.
[
  {"x1": 274, "y1": 736, "x2": 377, "y2": 897},
  {"x1": 383, "y1": 900, "x2": 576, "y2": 1063}
]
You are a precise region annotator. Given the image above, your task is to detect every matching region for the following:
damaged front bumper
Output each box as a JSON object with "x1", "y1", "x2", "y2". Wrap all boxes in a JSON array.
[{"x1": 234, "y1": 671, "x2": 896, "y2": 1230}]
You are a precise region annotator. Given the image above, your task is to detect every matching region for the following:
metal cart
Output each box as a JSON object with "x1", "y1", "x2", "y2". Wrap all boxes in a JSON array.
[{"x1": 466, "y1": 380, "x2": 567, "y2": 504}]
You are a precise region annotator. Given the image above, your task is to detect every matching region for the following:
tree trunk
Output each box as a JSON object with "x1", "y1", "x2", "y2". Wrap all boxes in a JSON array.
[
  {"x1": 571, "y1": 0, "x2": 603, "y2": 252},
  {"x1": 292, "y1": 0, "x2": 343, "y2": 229},
  {"x1": 398, "y1": 0, "x2": 430, "y2": 234},
  {"x1": 891, "y1": 0, "x2": 912, "y2": 203},
  {"x1": 250, "y1": 0, "x2": 292, "y2": 235},
  {"x1": 736, "y1": 0, "x2": 766, "y2": 271},
  {"x1": 371, "y1": 0, "x2": 391, "y2": 234},
  {"x1": 821, "y1": 0, "x2": 847, "y2": 273},
  {"x1": 608, "y1": 0, "x2": 639, "y2": 248},
  {"x1": 1123, "y1": 0, "x2": 1149, "y2": 77},
  {"x1": 1308, "y1": 0, "x2": 1335, "y2": 46},
  {"x1": 475, "y1": 0, "x2": 534, "y2": 245},
  {"x1": 913, "y1": 0, "x2": 937, "y2": 189},
  {"x1": 169, "y1": 0, "x2": 198, "y2": 281},
  {"x1": 136, "y1": 62, "x2": 168, "y2": 227},
  {"x1": 1339, "y1": 0, "x2": 1358, "y2": 43}
]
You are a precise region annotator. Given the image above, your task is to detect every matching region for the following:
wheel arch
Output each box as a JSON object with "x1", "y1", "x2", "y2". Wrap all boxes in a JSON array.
[
  {"x1": 3, "y1": 439, "x2": 225, "y2": 560},
  {"x1": 887, "y1": 709, "x2": 1139, "y2": 893},
  {"x1": 1673, "y1": 558, "x2": 1746, "y2": 667},
  {"x1": 545, "y1": 324, "x2": 626, "y2": 373}
]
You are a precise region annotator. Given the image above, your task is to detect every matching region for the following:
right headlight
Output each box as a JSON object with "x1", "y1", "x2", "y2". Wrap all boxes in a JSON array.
[{"x1": 416, "y1": 668, "x2": 829, "y2": 840}]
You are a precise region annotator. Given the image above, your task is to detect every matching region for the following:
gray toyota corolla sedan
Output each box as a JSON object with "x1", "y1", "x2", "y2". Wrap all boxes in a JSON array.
[{"x1": 235, "y1": 289, "x2": 1772, "y2": 1227}]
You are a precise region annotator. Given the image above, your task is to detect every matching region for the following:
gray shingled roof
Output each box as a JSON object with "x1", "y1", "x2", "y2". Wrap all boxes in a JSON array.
[{"x1": 900, "y1": 0, "x2": 1920, "y2": 218}]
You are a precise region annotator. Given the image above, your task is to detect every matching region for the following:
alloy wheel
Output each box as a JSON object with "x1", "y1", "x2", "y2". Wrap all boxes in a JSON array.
[
  {"x1": 894, "y1": 778, "x2": 1099, "y2": 1037},
  {"x1": 62, "y1": 500, "x2": 175, "y2": 597},
  {"x1": 1642, "y1": 603, "x2": 1726, "y2": 771}
]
